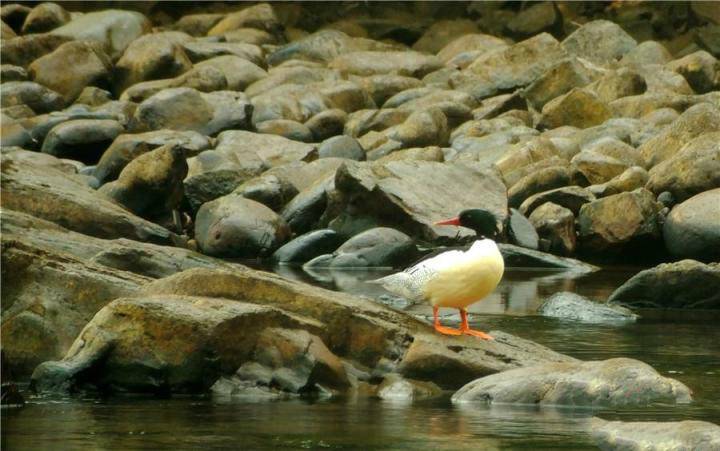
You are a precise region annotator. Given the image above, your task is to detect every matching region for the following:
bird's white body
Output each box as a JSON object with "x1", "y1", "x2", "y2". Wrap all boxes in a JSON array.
[{"x1": 376, "y1": 239, "x2": 505, "y2": 308}]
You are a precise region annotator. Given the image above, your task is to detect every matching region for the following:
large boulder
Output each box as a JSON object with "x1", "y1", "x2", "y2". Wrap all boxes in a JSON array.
[
  {"x1": 1, "y1": 153, "x2": 174, "y2": 244},
  {"x1": 538, "y1": 292, "x2": 638, "y2": 324},
  {"x1": 20, "y1": 2, "x2": 70, "y2": 34},
  {"x1": 561, "y1": 20, "x2": 637, "y2": 65},
  {"x1": 590, "y1": 418, "x2": 720, "y2": 451},
  {"x1": 270, "y1": 229, "x2": 344, "y2": 264},
  {"x1": 195, "y1": 195, "x2": 290, "y2": 258},
  {"x1": 233, "y1": 173, "x2": 299, "y2": 212},
  {"x1": 608, "y1": 260, "x2": 720, "y2": 309},
  {"x1": 667, "y1": 50, "x2": 720, "y2": 94},
  {"x1": 529, "y1": 202, "x2": 576, "y2": 256},
  {"x1": 120, "y1": 65, "x2": 228, "y2": 103},
  {"x1": 333, "y1": 49, "x2": 446, "y2": 79},
  {"x1": 412, "y1": 19, "x2": 479, "y2": 54},
  {"x1": 207, "y1": 3, "x2": 282, "y2": 37},
  {"x1": 0, "y1": 33, "x2": 71, "y2": 67},
  {"x1": 663, "y1": 189, "x2": 720, "y2": 261},
  {"x1": 577, "y1": 188, "x2": 663, "y2": 256},
  {"x1": 452, "y1": 358, "x2": 690, "y2": 407},
  {"x1": 0, "y1": 81, "x2": 64, "y2": 114},
  {"x1": 437, "y1": 33, "x2": 509, "y2": 67},
  {"x1": 539, "y1": 88, "x2": 611, "y2": 129},
  {"x1": 522, "y1": 57, "x2": 601, "y2": 110},
  {"x1": 498, "y1": 243, "x2": 599, "y2": 273},
  {"x1": 28, "y1": 41, "x2": 112, "y2": 102},
  {"x1": 304, "y1": 227, "x2": 417, "y2": 268},
  {"x1": 519, "y1": 186, "x2": 596, "y2": 217},
  {"x1": 646, "y1": 131, "x2": 720, "y2": 202},
  {"x1": 40, "y1": 119, "x2": 123, "y2": 164},
  {"x1": 194, "y1": 55, "x2": 267, "y2": 91},
  {"x1": 267, "y1": 29, "x2": 398, "y2": 65}
]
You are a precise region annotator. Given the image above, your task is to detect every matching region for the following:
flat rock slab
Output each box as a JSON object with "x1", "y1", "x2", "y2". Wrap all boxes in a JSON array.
[
  {"x1": 590, "y1": 418, "x2": 720, "y2": 451},
  {"x1": 498, "y1": 243, "x2": 599, "y2": 273}
]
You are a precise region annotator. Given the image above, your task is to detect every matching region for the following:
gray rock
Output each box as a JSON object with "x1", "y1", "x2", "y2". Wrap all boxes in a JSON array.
[
  {"x1": 281, "y1": 175, "x2": 335, "y2": 234},
  {"x1": 571, "y1": 150, "x2": 631, "y2": 185},
  {"x1": 120, "y1": 67, "x2": 226, "y2": 104},
  {"x1": 1, "y1": 4, "x2": 31, "y2": 32},
  {"x1": 588, "y1": 67, "x2": 647, "y2": 103},
  {"x1": 320, "y1": 227, "x2": 417, "y2": 268},
  {"x1": 318, "y1": 135, "x2": 365, "y2": 160},
  {"x1": 437, "y1": 33, "x2": 509, "y2": 67},
  {"x1": 0, "y1": 64, "x2": 27, "y2": 82},
  {"x1": 271, "y1": 229, "x2": 344, "y2": 264},
  {"x1": 508, "y1": 166, "x2": 573, "y2": 208},
  {"x1": 255, "y1": 119, "x2": 313, "y2": 143},
  {"x1": 507, "y1": 208, "x2": 539, "y2": 250},
  {"x1": 529, "y1": 202, "x2": 577, "y2": 255},
  {"x1": 507, "y1": 2, "x2": 558, "y2": 37},
  {"x1": 663, "y1": 189, "x2": 720, "y2": 261},
  {"x1": 540, "y1": 88, "x2": 611, "y2": 129},
  {"x1": 356, "y1": 74, "x2": 423, "y2": 107},
  {"x1": 412, "y1": 19, "x2": 479, "y2": 54},
  {"x1": 329, "y1": 50, "x2": 443, "y2": 78},
  {"x1": 0, "y1": 81, "x2": 64, "y2": 114},
  {"x1": 75, "y1": 87, "x2": 113, "y2": 107},
  {"x1": 195, "y1": 195, "x2": 290, "y2": 258},
  {"x1": 194, "y1": 55, "x2": 267, "y2": 92},
  {"x1": 522, "y1": 57, "x2": 600, "y2": 110},
  {"x1": 41, "y1": 119, "x2": 123, "y2": 164},
  {"x1": 620, "y1": 41, "x2": 673, "y2": 67},
  {"x1": 234, "y1": 173, "x2": 299, "y2": 212},
  {"x1": 182, "y1": 41, "x2": 264, "y2": 67},
  {"x1": 590, "y1": 418, "x2": 720, "y2": 451},
  {"x1": 519, "y1": 186, "x2": 596, "y2": 217},
  {"x1": 267, "y1": 30, "x2": 398, "y2": 66},
  {"x1": 561, "y1": 20, "x2": 637, "y2": 65},
  {"x1": 305, "y1": 108, "x2": 347, "y2": 141},
  {"x1": 608, "y1": 259, "x2": 720, "y2": 309},
  {"x1": 498, "y1": 243, "x2": 598, "y2": 272},
  {"x1": 345, "y1": 109, "x2": 410, "y2": 138},
  {"x1": 0, "y1": 33, "x2": 71, "y2": 67},
  {"x1": 207, "y1": 3, "x2": 281, "y2": 37},
  {"x1": 667, "y1": 50, "x2": 720, "y2": 94},
  {"x1": 538, "y1": 292, "x2": 638, "y2": 323},
  {"x1": 452, "y1": 357, "x2": 690, "y2": 407},
  {"x1": 388, "y1": 107, "x2": 449, "y2": 148},
  {"x1": 377, "y1": 374, "x2": 442, "y2": 401},
  {"x1": 21, "y1": 2, "x2": 70, "y2": 34}
]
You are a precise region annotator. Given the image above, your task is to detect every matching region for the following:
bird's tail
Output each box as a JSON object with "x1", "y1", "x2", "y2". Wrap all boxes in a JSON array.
[{"x1": 370, "y1": 272, "x2": 420, "y2": 300}]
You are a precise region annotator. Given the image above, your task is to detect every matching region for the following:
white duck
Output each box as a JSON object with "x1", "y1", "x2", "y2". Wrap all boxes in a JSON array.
[{"x1": 375, "y1": 209, "x2": 504, "y2": 339}]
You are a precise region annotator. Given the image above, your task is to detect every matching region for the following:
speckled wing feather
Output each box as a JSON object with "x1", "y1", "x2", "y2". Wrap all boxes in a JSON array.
[{"x1": 374, "y1": 249, "x2": 465, "y2": 300}]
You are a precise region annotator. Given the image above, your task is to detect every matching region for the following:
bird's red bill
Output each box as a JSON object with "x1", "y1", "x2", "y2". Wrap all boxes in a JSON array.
[{"x1": 435, "y1": 216, "x2": 461, "y2": 226}]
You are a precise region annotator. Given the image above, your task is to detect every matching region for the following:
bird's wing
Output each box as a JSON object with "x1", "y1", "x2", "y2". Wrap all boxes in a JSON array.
[{"x1": 374, "y1": 249, "x2": 466, "y2": 300}]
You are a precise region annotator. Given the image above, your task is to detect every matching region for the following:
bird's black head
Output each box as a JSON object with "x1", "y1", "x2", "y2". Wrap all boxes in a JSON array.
[{"x1": 436, "y1": 209, "x2": 500, "y2": 239}]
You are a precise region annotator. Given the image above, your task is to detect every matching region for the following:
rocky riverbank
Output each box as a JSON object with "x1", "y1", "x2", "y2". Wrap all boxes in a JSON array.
[{"x1": 2, "y1": 1, "x2": 719, "y2": 442}]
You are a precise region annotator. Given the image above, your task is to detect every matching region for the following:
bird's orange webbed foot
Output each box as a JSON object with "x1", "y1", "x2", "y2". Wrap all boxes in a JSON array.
[
  {"x1": 434, "y1": 324, "x2": 463, "y2": 336},
  {"x1": 461, "y1": 328, "x2": 494, "y2": 340}
]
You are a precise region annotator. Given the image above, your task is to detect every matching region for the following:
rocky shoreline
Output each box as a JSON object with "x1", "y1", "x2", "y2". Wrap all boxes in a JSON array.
[{"x1": 2, "y1": 1, "x2": 720, "y2": 447}]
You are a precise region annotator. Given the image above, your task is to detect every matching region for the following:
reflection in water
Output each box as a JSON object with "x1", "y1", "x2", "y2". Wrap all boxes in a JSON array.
[{"x1": 3, "y1": 266, "x2": 720, "y2": 450}]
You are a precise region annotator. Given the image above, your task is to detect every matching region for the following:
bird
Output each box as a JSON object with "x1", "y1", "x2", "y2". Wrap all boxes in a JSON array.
[{"x1": 374, "y1": 209, "x2": 504, "y2": 339}]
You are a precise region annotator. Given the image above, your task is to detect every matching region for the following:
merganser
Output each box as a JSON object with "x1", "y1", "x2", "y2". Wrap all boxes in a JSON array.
[{"x1": 376, "y1": 209, "x2": 504, "y2": 339}]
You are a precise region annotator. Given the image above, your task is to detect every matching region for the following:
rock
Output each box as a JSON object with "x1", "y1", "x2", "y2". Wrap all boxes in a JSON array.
[
  {"x1": 21, "y1": 2, "x2": 70, "y2": 34},
  {"x1": 270, "y1": 229, "x2": 344, "y2": 264},
  {"x1": 233, "y1": 173, "x2": 299, "y2": 212},
  {"x1": 538, "y1": 292, "x2": 637, "y2": 323},
  {"x1": 522, "y1": 57, "x2": 600, "y2": 110},
  {"x1": 646, "y1": 131, "x2": 720, "y2": 202},
  {"x1": 452, "y1": 357, "x2": 690, "y2": 407},
  {"x1": 332, "y1": 160, "x2": 508, "y2": 242},
  {"x1": 345, "y1": 109, "x2": 410, "y2": 138},
  {"x1": 377, "y1": 374, "x2": 442, "y2": 401},
  {"x1": 113, "y1": 31, "x2": 193, "y2": 95},
  {"x1": 0, "y1": 33, "x2": 71, "y2": 67},
  {"x1": 121, "y1": 65, "x2": 229, "y2": 103},
  {"x1": 281, "y1": 175, "x2": 335, "y2": 234},
  {"x1": 561, "y1": 20, "x2": 637, "y2": 65},
  {"x1": 540, "y1": 88, "x2": 611, "y2": 129},
  {"x1": 412, "y1": 19, "x2": 479, "y2": 54},
  {"x1": 638, "y1": 103, "x2": 720, "y2": 168},
  {"x1": 304, "y1": 109, "x2": 347, "y2": 142},
  {"x1": 663, "y1": 189, "x2": 720, "y2": 261},
  {"x1": 375, "y1": 146, "x2": 444, "y2": 164},
  {"x1": 667, "y1": 50, "x2": 720, "y2": 94},
  {"x1": 529, "y1": 202, "x2": 576, "y2": 255},
  {"x1": 498, "y1": 243, "x2": 598, "y2": 272},
  {"x1": 508, "y1": 166, "x2": 573, "y2": 208},
  {"x1": 95, "y1": 130, "x2": 211, "y2": 184},
  {"x1": 131, "y1": 88, "x2": 252, "y2": 136},
  {"x1": 519, "y1": 186, "x2": 596, "y2": 216},
  {"x1": 577, "y1": 188, "x2": 663, "y2": 256},
  {"x1": 50, "y1": 9, "x2": 151, "y2": 58},
  {"x1": 223, "y1": 27, "x2": 277, "y2": 46},
  {"x1": 194, "y1": 55, "x2": 267, "y2": 91},
  {"x1": 437, "y1": 33, "x2": 509, "y2": 67},
  {"x1": 2, "y1": 231, "x2": 149, "y2": 377},
  {"x1": 307, "y1": 227, "x2": 417, "y2": 268},
  {"x1": 590, "y1": 418, "x2": 720, "y2": 451},
  {"x1": 355, "y1": 75, "x2": 422, "y2": 107},
  {"x1": 571, "y1": 150, "x2": 630, "y2": 185},
  {"x1": 245, "y1": 65, "x2": 337, "y2": 98},
  {"x1": 214, "y1": 129, "x2": 317, "y2": 170},
  {"x1": 387, "y1": 107, "x2": 449, "y2": 147},
  {"x1": 172, "y1": 13, "x2": 224, "y2": 36},
  {"x1": 582, "y1": 136, "x2": 644, "y2": 167},
  {"x1": 31, "y1": 265, "x2": 573, "y2": 394},
  {"x1": 318, "y1": 135, "x2": 365, "y2": 160},
  {"x1": 255, "y1": 119, "x2": 312, "y2": 143},
  {"x1": 589, "y1": 166, "x2": 649, "y2": 198},
  {"x1": 1, "y1": 20, "x2": 15, "y2": 39},
  {"x1": 608, "y1": 260, "x2": 720, "y2": 309},
  {"x1": 195, "y1": 195, "x2": 290, "y2": 258},
  {"x1": 207, "y1": 3, "x2": 282, "y2": 37},
  {"x1": 507, "y1": 1, "x2": 559, "y2": 37},
  {"x1": 620, "y1": 40, "x2": 673, "y2": 67},
  {"x1": 696, "y1": 24, "x2": 720, "y2": 58},
  {"x1": 0, "y1": 64, "x2": 27, "y2": 82},
  {"x1": 507, "y1": 208, "x2": 539, "y2": 250},
  {"x1": 329, "y1": 50, "x2": 443, "y2": 78},
  {"x1": 41, "y1": 119, "x2": 123, "y2": 164},
  {"x1": 75, "y1": 87, "x2": 112, "y2": 107},
  {"x1": 1, "y1": 153, "x2": 174, "y2": 244},
  {"x1": 590, "y1": 68, "x2": 647, "y2": 104},
  {"x1": 267, "y1": 30, "x2": 398, "y2": 66},
  {"x1": 98, "y1": 144, "x2": 187, "y2": 219},
  {"x1": 181, "y1": 41, "x2": 264, "y2": 67},
  {"x1": 0, "y1": 81, "x2": 64, "y2": 114},
  {"x1": 0, "y1": 4, "x2": 31, "y2": 32}
]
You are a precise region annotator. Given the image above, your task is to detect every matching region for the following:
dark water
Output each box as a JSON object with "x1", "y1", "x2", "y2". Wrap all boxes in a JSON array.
[{"x1": 3, "y1": 266, "x2": 720, "y2": 450}]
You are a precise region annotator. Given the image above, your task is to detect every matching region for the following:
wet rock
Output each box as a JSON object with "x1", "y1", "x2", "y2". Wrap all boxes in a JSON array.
[
  {"x1": 638, "y1": 103, "x2": 720, "y2": 168},
  {"x1": 578, "y1": 188, "x2": 663, "y2": 256},
  {"x1": 267, "y1": 30, "x2": 398, "y2": 66},
  {"x1": 318, "y1": 135, "x2": 365, "y2": 161},
  {"x1": 41, "y1": 119, "x2": 123, "y2": 164},
  {"x1": 452, "y1": 357, "x2": 690, "y2": 407},
  {"x1": 646, "y1": 131, "x2": 720, "y2": 202},
  {"x1": 21, "y1": 2, "x2": 70, "y2": 34},
  {"x1": 113, "y1": 31, "x2": 193, "y2": 95},
  {"x1": 1, "y1": 153, "x2": 174, "y2": 243},
  {"x1": 377, "y1": 374, "x2": 442, "y2": 401},
  {"x1": 498, "y1": 243, "x2": 598, "y2": 272},
  {"x1": 667, "y1": 50, "x2": 720, "y2": 94},
  {"x1": 271, "y1": 229, "x2": 344, "y2": 264},
  {"x1": 281, "y1": 174, "x2": 335, "y2": 234},
  {"x1": 507, "y1": 208, "x2": 539, "y2": 250},
  {"x1": 437, "y1": 33, "x2": 509, "y2": 67},
  {"x1": 529, "y1": 202, "x2": 576, "y2": 255},
  {"x1": 590, "y1": 418, "x2": 720, "y2": 451},
  {"x1": 540, "y1": 88, "x2": 611, "y2": 129},
  {"x1": 207, "y1": 3, "x2": 281, "y2": 37},
  {"x1": 195, "y1": 195, "x2": 290, "y2": 258},
  {"x1": 508, "y1": 166, "x2": 573, "y2": 208},
  {"x1": 95, "y1": 130, "x2": 210, "y2": 184},
  {"x1": 234, "y1": 173, "x2": 299, "y2": 212},
  {"x1": 0, "y1": 81, "x2": 65, "y2": 114},
  {"x1": 388, "y1": 107, "x2": 449, "y2": 147},
  {"x1": 663, "y1": 189, "x2": 720, "y2": 261},
  {"x1": 308, "y1": 227, "x2": 417, "y2": 268},
  {"x1": 538, "y1": 292, "x2": 637, "y2": 323},
  {"x1": 131, "y1": 88, "x2": 252, "y2": 135},
  {"x1": 0, "y1": 64, "x2": 27, "y2": 82},
  {"x1": 522, "y1": 57, "x2": 600, "y2": 110},
  {"x1": 0, "y1": 33, "x2": 71, "y2": 67},
  {"x1": 608, "y1": 259, "x2": 720, "y2": 309},
  {"x1": 305, "y1": 109, "x2": 347, "y2": 141},
  {"x1": 519, "y1": 186, "x2": 596, "y2": 217},
  {"x1": 329, "y1": 50, "x2": 443, "y2": 78},
  {"x1": 255, "y1": 119, "x2": 312, "y2": 143},
  {"x1": 507, "y1": 1, "x2": 559, "y2": 38},
  {"x1": 332, "y1": 160, "x2": 508, "y2": 242},
  {"x1": 194, "y1": 55, "x2": 267, "y2": 91},
  {"x1": 98, "y1": 144, "x2": 187, "y2": 219},
  {"x1": 50, "y1": 9, "x2": 151, "y2": 58},
  {"x1": 561, "y1": 20, "x2": 637, "y2": 65}
]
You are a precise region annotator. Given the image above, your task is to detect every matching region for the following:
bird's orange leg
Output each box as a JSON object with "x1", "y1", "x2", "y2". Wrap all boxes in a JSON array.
[
  {"x1": 433, "y1": 306, "x2": 462, "y2": 335},
  {"x1": 459, "y1": 309, "x2": 493, "y2": 340}
]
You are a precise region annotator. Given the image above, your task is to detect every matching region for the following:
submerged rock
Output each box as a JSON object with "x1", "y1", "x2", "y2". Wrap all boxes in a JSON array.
[
  {"x1": 538, "y1": 292, "x2": 638, "y2": 323},
  {"x1": 608, "y1": 260, "x2": 720, "y2": 309},
  {"x1": 590, "y1": 418, "x2": 720, "y2": 451},
  {"x1": 452, "y1": 357, "x2": 691, "y2": 408},
  {"x1": 305, "y1": 227, "x2": 417, "y2": 268},
  {"x1": 270, "y1": 229, "x2": 344, "y2": 264}
]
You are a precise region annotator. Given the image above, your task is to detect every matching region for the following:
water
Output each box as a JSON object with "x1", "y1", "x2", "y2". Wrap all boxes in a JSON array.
[{"x1": 3, "y1": 266, "x2": 719, "y2": 450}]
